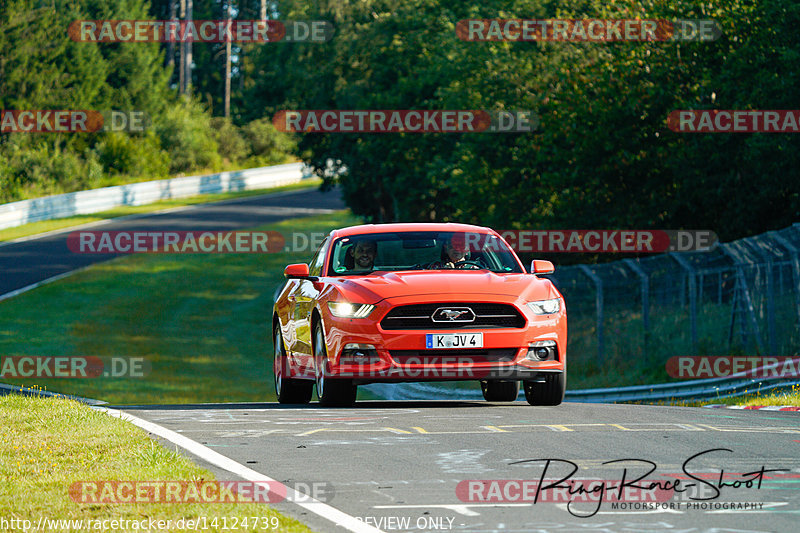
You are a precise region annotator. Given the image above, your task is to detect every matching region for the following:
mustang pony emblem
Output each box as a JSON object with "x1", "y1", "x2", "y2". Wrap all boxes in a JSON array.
[{"x1": 432, "y1": 307, "x2": 475, "y2": 322}]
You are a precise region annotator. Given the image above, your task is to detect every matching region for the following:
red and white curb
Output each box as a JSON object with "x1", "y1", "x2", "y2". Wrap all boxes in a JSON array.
[{"x1": 704, "y1": 404, "x2": 800, "y2": 411}]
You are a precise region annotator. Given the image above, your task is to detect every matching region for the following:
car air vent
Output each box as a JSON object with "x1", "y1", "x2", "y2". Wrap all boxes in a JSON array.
[{"x1": 389, "y1": 349, "x2": 518, "y2": 362}]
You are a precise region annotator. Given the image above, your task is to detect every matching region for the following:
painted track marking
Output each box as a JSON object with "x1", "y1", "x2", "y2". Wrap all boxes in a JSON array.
[{"x1": 97, "y1": 407, "x2": 385, "y2": 533}]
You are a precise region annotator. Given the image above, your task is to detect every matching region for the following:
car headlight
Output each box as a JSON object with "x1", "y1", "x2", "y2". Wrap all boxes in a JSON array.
[
  {"x1": 327, "y1": 302, "x2": 375, "y2": 318},
  {"x1": 527, "y1": 298, "x2": 561, "y2": 315}
]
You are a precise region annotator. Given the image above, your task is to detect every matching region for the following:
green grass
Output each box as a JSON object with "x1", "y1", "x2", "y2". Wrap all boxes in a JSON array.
[
  {"x1": 724, "y1": 384, "x2": 800, "y2": 406},
  {"x1": 0, "y1": 395, "x2": 314, "y2": 532},
  {"x1": 0, "y1": 210, "x2": 359, "y2": 405},
  {"x1": 4, "y1": 204, "x2": 796, "y2": 405},
  {"x1": 656, "y1": 384, "x2": 800, "y2": 408},
  {"x1": 707, "y1": 384, "x2": 800, "y2": 407},
  {"x1": 0, "y1": 179, "x2": 322, "y2": 242}
]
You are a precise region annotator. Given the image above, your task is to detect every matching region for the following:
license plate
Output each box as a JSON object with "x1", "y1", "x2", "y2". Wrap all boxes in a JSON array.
[{"x1": 426, "y1": 333, "x2": 483, "y2": 349}]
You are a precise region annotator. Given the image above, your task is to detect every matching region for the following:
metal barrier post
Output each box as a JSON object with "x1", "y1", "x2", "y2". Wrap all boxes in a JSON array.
[
  {"x1": 770, "y1": 231, "x2": 800, "y2": 328},
  {"x1": 579, "y1": 265, "x2": 604, "y2": 363},
  {"x1": 670, "y1": 253, "x2": 698, "y2": 351},
  {"x1": 750, "y1": 245, "x2": 777, "y2": 354},
  {"x1": 623, "y1": 258, "x2": 649, "y2": 359}
]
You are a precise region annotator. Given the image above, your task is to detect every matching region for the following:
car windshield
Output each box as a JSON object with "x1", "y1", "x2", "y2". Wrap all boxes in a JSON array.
[{"x1": 328, "y1": 231, "x2": 524, "y2": 275}]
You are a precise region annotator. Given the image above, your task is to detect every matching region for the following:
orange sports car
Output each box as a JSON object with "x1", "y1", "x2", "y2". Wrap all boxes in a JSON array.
[{"x1": 272, "y1": 223, "x2": 566, "y2": 406}]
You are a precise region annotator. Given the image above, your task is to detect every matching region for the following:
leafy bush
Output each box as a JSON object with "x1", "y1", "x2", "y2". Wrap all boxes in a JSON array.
[
  {"x1": 154, "y1": 100, "x2": 222, "y2": 174},
  {"x1": 210, "y1": 118, "x2": 249, "y2": 164},
  {"x1": 0, "y1": 139, "x2": 102, "y2": 202},
  {"x1": 241, "y1": 118, "x2": 297, "y2": 167},
  {"x1": 96, "y1": 131, "x2": 169, "y2": 178}
]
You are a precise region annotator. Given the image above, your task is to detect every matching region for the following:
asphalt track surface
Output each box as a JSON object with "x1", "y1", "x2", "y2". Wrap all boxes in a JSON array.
[
  {"x1": 120, "y1": 401, "x2": 800, "y2": 533},
  {"x1": 0, "y1": 186, "x2": 345, "y2": 297},
  {"x1": 4, "y1": 186, "x2": 800, "y2": 532}
]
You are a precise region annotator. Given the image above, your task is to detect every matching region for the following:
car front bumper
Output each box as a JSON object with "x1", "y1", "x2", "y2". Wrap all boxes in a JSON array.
[{"x1": 320, "y1": 294, "x2": 567, "y2": 383}]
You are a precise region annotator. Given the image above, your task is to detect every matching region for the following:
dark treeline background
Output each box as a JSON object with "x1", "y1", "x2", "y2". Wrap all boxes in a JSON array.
[
  {"x1": 0, "y1": 0, "x2": 293, "y2": 202},
  {"x1": 1, "y1": 0, "x2": 798, "y2": 249}
]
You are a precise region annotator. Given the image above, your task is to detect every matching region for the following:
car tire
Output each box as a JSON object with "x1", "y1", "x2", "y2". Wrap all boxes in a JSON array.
[
  {"x1": 523, "y1": 372, "x2": 566, "y2": 406},
  {"x1": 314, "y1": 322, "x2": 357, "y2": 407},
  {"x1": 274, "y1": 324, "x2": 313, "y2": 404},
  {"x1": 480, "y1": 380, "x2": 520, "y2": 402}
]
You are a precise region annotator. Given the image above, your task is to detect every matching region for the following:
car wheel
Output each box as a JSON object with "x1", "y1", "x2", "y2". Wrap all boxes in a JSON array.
[
  {"x1": 523, "y1": 372, "x2": 566, "y2": 406},
  {"x1": 274, "y1": 324, "x2": 312, "y2": 404},
  {"x1": 313, "y1": 322, "x2": 357, "y2": 407},
  {"x1": 480, "y1": 380, "x2": 520, "y2": 402}
]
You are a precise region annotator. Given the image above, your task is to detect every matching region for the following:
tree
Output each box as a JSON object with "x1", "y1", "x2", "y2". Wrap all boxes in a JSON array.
[{"x1": 244, "y1": 0, "x2": 799, "y2": 245}]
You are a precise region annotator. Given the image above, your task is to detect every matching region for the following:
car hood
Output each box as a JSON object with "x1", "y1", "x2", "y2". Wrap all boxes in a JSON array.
[{"x1": 329, "y1": 271, "x2": 558, "y2": 304}]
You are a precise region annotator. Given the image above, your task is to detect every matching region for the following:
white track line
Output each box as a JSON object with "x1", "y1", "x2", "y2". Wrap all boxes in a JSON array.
[
  {"x1": 0, "y1": 264, "x2": 96, "y2": 303},
  {"x1": 98, "y1": 407, "x2": 384, "y2": 533}
]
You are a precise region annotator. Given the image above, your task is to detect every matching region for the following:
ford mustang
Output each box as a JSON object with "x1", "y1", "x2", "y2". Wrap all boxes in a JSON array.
[{"x1": 272, "y1": 223, "x2": 566, "y2": 406}]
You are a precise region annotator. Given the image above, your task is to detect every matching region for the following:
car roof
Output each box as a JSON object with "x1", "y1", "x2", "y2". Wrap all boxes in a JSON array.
[{"x1": 332, "y1": 222, "x2": 493, "y2": 238}]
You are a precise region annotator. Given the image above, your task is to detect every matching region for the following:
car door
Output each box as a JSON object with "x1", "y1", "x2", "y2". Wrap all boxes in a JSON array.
[
  {"x1": 291, "y1": 237, "x2": 329, "y2": 370},
  {"x1": 279, "y1": 277, "x2": 301, "y2": 357}
]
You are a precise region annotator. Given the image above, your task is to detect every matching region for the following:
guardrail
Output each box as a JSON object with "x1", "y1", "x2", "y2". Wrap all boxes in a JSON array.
[
  {"x1": 367, "y1": 376, "x2": 800, "y2": 403},
  {"x1": 566, "y1": 376, "x2": 800, "y2": 403},
  {"x1": 0, "y1": 162, "x2": 312, "y2": 230}
]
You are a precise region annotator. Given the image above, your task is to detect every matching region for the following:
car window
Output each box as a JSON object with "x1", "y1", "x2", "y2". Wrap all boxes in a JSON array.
[
  {"x1": 328, "y1": 231, "x2": 524, "y2": 275},
  {"x1": 309, "y1": 237, "x2": 329, "y2": 277}
]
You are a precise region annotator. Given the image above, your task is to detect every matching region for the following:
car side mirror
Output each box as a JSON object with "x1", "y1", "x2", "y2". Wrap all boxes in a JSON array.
[
  {"x1": 284, "y1": 263, "x2": 311, "y2": 279},
  {"x1": 531, "y1": 260, "x2": 555, "y2": 274}
]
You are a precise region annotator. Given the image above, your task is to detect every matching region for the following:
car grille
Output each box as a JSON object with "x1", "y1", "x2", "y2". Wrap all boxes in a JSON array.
[
  {"x1": 380, "y1": 303, "x2": 525, "y2": 330},
  {"x1": 389, "y1": 349, "x2": 518, "y2": 362}
]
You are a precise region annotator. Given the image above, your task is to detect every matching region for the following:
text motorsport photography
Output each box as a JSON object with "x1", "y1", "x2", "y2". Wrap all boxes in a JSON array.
[{"x1": 459, "y1": 448, "x2": 788, "y2": 518}]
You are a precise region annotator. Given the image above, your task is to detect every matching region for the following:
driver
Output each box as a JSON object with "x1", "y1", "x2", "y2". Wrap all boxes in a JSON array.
[
  {"x1": 428, "y1": 234, "x2": 480, "y2": 269},
  {"x1": 345, "y1": 239, "x2": 377, "y2": 270}
]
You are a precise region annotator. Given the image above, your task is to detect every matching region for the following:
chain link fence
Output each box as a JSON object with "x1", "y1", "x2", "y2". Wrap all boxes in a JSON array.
[{"x1": 546, "y1": 224, "x2": 800, "y2": 368}]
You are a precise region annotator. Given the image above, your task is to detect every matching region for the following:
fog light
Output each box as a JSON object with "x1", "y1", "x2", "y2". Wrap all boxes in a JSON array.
[
  {"x1": 341, "y1": 344, "x2": 379, "y2": 364},
  {"x1": 526, "y1": 340, "x2": 557, "y2": 361}
]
